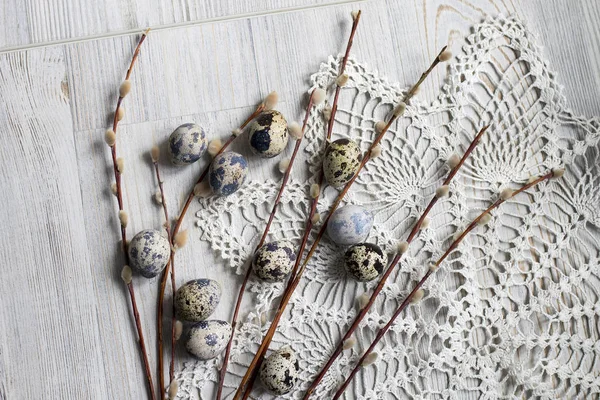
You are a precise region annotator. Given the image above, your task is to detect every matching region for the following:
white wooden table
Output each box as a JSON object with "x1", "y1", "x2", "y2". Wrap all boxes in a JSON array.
[{"x1": 1, "y1": 0, "x2": 599, "y2": 398}]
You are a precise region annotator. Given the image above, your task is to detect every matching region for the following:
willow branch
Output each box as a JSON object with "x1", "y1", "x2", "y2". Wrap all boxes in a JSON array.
[
  {"x1": 302, "y1": 124, "x2": 489, "y2": 399},
  {"x1": 106, "y1": 30, "x2": 156, "y2": 400},
  {"x1": 332, "y1": 171, "x2": 557, "y2": 398},
  {"x1": 233, "y1": 45, "x2": 449, "y2": 400}
]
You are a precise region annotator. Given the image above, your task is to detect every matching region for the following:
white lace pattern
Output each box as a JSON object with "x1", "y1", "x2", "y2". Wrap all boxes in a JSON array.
[{"x1": 175, "y1": 14, "x2": 600, "y2": 399}]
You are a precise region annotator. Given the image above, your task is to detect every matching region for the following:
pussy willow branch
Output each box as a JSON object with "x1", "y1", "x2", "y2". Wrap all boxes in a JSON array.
[
  {"x1": 154, "y1": 101, "x2": 266, "y2": 396},
  {"x1": 216, "y1": 92, "x2": 317, "y2": 400},
  {"x1": 107, "y1": 30, "x2": 156, "y2": 400},
  {"x1": 233, "y1": 46, "x2": 448, "y2": 399},
  {"x1": 302, "y1": 124, "x2": 489, "y2": 399},
  {"x1": 332, "y1": 171, "x2": 557, "y2": 398},
  {"x1": 153, "y1": 158, "x2": 173, "y2": 400},
  {"x1": 326, "y1": 10, "x2": 361, "y2": 139}
]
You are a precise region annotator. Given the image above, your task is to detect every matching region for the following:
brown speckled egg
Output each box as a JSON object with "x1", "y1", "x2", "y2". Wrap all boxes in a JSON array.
[
  {"x1": 252, "y1": 240, "x2": 296, "y2": 282},
  {"x1": 175, "y1": 279, "x2": 221, "y2": 322},
  {"x1": 344, "y1": 243, "x2": 386, "y2": 281},
  {"x1": 128, "y1": 229, "x2": 171, "y2": 278},
  {"x1": 259, "y1": 346, "x2": 300, "y2": 395},
  {"x1": 323, "y1": 138, "x2": 361, "y2": 188},
  {"x1": 185, "y1": 320, "x2": 232, "y2": 360},
  {"x1": 248, "y1": 110, "x2": 289, "y2": 158}
]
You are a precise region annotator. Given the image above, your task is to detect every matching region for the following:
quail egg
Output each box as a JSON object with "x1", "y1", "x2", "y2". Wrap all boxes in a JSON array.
[
  {"x1": 175, "y1": 279, "x2": 221, "y2": 322},
  {"x1": 168, "y1": 123, "x2": 208, "y2": 165},
  {"x1": 248, "y1": 110, "x2": 289, "y2": 158},
  {"x1": 185, "y1": 320, "x2": 232, "y2": 360},
  {"x1": 127, "y1": 229, "x2": 171, "y2": 278},
  {"x1": 344, "y1": 243, "x2": 387, "y2": 281},
  {"x1": 259, "y1": 346, "x2": 300, "y2": 395},
  {"x1": 323, "y1": 138, "x2": 361, "y2": 188},
  {"x1": 252, "y1": 240, "x2": 296, "y2": 282},
  {"x1": 208, "y1": 151, "x2": 249, "y2": 196},
  {"x1": 327, "y1": 205, "x2": 374, "y2": 245}
]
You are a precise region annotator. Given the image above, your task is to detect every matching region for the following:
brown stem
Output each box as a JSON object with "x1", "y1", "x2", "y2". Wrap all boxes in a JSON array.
[
  {"x1": 153, "y1": 160, "x2": 172, "y2": 400},
  {"x1": 216, "y1": 93, "x2": 316, "y2": 400},
  {"x1": 233, "y1": 45, "x2": 448, "y2": 400},
  {"x1": 108, "y1": 31, "x2": 156, "y2": 400},
  {"x1": 332, "y1": 172, "x2": 555, "y2": 399},
  {"x1": 302, "y1": 125, "x2": 489, "y2": 399},
  {"x1": 326, "y1": 10, "x2": 361, "y2": 140}
]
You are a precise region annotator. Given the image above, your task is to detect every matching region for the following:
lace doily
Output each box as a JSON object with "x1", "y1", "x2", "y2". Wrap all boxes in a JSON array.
[{"x1": 175, "y1": 14, "x2": 600, "y2": 399}]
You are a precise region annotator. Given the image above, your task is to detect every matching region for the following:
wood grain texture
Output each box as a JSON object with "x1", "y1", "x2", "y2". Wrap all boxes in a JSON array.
[{"x1": 0, "y1": 0, "x2": 599, "y2": 398}]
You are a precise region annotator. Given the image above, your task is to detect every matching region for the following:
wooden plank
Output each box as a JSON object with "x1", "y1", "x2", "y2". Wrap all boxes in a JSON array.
[
  {"x1": 0, "y1": 0, "x2": 361, "y2": 51},
  {"x1": 0, "y1": 48, "x2": 110, "y2": 399}
]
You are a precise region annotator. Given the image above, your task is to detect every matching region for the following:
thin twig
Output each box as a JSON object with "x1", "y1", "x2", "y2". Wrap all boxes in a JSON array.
[
  {"x1": 155, "y1": 101, "x2": 266, "y2": 396},
  {"x1": 216, "y1": 92, "x2": 317, "y2": 400},
  {"x1": 153, "y1": 155, "x2": 172, "y2": 400},
  {"x1": 302, "y1": 125, "x2": 489, "y2": 398},
  {"x1": 332, "y1": 171, "x2": 556, "y2": 398},
  {"x1": 233, "y1": 46, "x2": 448, "y2": 400},
  {"x1": 107, "y1": 30, "x2": 156, "y2": 400}
]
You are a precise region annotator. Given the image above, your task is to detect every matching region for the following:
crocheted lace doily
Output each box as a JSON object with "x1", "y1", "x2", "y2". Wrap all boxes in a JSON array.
[{"x1": 175, "y1": 14, "x2": 600, "y2": 399}]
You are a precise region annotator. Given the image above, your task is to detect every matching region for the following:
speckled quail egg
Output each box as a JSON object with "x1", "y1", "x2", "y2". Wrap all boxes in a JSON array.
[
  {"x1": 259, "y1": 346, "x2": 300, "y2": 395},
  {"x1": 323, "y1": 138, "x2": 361, "y2": 188},
  {"x1": 248, "y1": 110, "x2": 289, "y2": 158},
  {"x1": 185, "y1": 320, "x2": 232, "y2": 360},
  {"x1": 252, "y1": 240, "x2": 296, "y2": 282},
  {"x1": 175, "y1": 279, "x2": 221, "y2": 322},
  {"x1": 208, "y1": 151, "x2": 249, "y2": 196},
  {"x1": 127, "y1": 229, "x2": 171, "y2": 278},
  {"x1": 168, "y1": 123, "x2": 208, "y2": 166},
  {"x1": 344, "y1": 243, "x2": 387, "y2": 281},
  {"x1": 327, "y1": 205, "x2": 374, "y2": 245}
]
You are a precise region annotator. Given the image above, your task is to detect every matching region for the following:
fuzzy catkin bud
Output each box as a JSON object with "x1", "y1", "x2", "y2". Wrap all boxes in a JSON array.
[
  {"x1": 121, "y1": 265, "x2": 132, "y2": 284},
  {"x1": 500, "y1": 188, "x2": 514, "y2": 200},
  {"x1": 174, "y1": 320, "x2": 184, "y2": 341},
  {"x1": 410, "y1": 289, "x2": 425, "y2": 304},
  {"x1": 173, "y1": 230, "x2": 188, "y2": 250},
  {"x1": 167, "y1": 380, "x2": 179, "y2": 399},
  {"x1": 119, "y1": 80, "x2": 132, "y2": 97},
  {"x1": 361, "y1": 352, "x2": 378, "y2": 367},
  {"x1": 447, "y1": 153, "x2": 461, "y2": 169},
  {"x1": 420, "y1": 217, "x2": 430, "y2": 230},
  {"x1": 435, "y1": 185, "x2": 450, "y2": 198},
  {"x1": 193, "y1": 181, "x2": 211, "y2": 198},
  {"x1": 118, "y1": 210, "x2": 128, "y2": 227},
  {"x1": 289, "y1": 121, "x2": 302, "y2": 140},
  {"x1": 478, "y1": 213, "x2": 492, "y2": 226},
  {"x1": 370, "y1": 144, "x2": 382, "y2": 158},
  {"x1": 117, "y1": 106, "x2": 125, "y2": 121},
  {"x1": 310, "y1": 183, "x2": 320, "y2": 199},
  {"x1": 208, "y1": 139, "x2": 222, "y2": 157},
  {"x1": 396, "y1": 241, "x2": 409, "y2": 254},
  {"x1": 150, "y1": 145, "x2": 160, "y2": 162},
  {"x1": 154, "y1": 191, "x2": 163, "y2": 204},
  {"x1": 104, "y1": 129, "x2": 116, "y2": 146},
  {"x1": 552, "y1": 168, "x2": 565, "y2": 178},
  {"x1": 263, "y1": 91, "x2": 278, "y2": 110},
  {"x1": 357, "y1": 293, "x2": 370, "y2": 310},
  {"x1": 110, "y1": 183, "x2": 118, "y2": 195},
  {"x1": 311, "y1": 213, "x2": 321, "y2": 224},
  {"x1": 323, "y1": 105, "x2": 332, "y2": 121},
  {"x1": 312, "y1": 88, "x2": 326, "y2": 105},
  {"x1": 393, "y1": 102, "x2": 406, "y2": 117},
  {"x1": 336, "y1": 73, "x2": 349, "y2": 87},
  {"x1": 116, "y1": 157, "x2": 125, "y2": 173},
  {"x1": 527, "y1": 175, "x2": 539, "y2": 184},
  {"x1": 375, "y1": 121, "x2": 386, "y2": 133},
  {"x1": 428, "y1": 261, "x2": 439, "y2": 272},
  {"x1": 438, "y1": 50, "x2": 453, "y2": 62},
  {"x1": 343, "y1": 336, "x2": 356, "y2": 350},
  {"x1": 232, "y1": 128, "x2": 242, "y2": 137},
  {"x1": 351, "y1": 10, "x2": 360, "y2": 20},
  {"x1": 278, "y1": 158, "x2": 290, "y2": 174}
]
